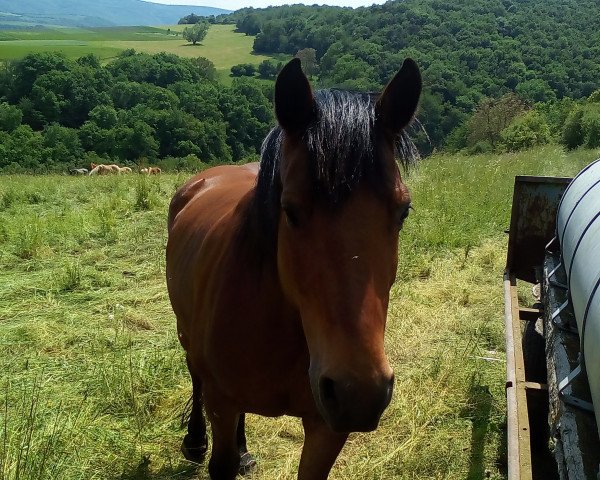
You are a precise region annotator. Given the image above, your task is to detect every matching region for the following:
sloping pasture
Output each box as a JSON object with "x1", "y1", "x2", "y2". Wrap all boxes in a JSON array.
[
  {"x1": 0, "y1": 146, "x2": 598, "y2": 479},
  {"x1": 0, "y1": 24, "x2": 274, "y2": 82}
]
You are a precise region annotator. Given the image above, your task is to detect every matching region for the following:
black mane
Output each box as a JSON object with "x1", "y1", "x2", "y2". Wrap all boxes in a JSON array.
[{"x1": 251, "y1": 88, "x2": 418, "y2": 256}]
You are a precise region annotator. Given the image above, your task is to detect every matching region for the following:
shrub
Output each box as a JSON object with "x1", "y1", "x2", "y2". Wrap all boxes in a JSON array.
[
  {"x1": 582, "y1": 104, "x2": 600, "y2": 148},
  {"x1": 230, "y1": 64, "x2": 256, "y2": 77},
  {"x1": 561, "y1": 103, "x2": 600, "y2": 150},
  {"x1": 500, "y1": 111, "x2": 552, "y2": 152},
  {"x1": 561, "y1": 105, "x2": 585, "y2": 149}
]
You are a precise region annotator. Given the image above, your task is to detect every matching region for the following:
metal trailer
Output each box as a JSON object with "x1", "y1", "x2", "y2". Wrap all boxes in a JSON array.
[{"x1": 504, "y1": 173, "x2": 600, "y2": 480}]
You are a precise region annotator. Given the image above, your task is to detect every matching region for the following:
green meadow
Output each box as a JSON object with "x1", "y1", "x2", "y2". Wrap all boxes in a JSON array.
[
  {"x1": 0, "y1": 24, "x2": 276, "y2": 82},
  {"x1": 1, "y1": 146, "x2": 598, "y2": 479}
]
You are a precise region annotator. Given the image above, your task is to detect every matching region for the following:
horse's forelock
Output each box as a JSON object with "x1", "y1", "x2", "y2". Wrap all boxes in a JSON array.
[{"x1": 257, "y1": 89, "x2": 417, "y2": 206}]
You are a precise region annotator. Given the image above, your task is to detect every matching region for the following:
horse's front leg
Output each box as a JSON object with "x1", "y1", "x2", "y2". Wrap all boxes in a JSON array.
[
  {"x1": 298, "y1": 416, "x2": 348, "y2": 480},
  {"x1": 205, "y1": 399, "x2": 240, "y2": 480},
  {"x1": 237, "y1": 413, "x2": 257, "y2": 474}
]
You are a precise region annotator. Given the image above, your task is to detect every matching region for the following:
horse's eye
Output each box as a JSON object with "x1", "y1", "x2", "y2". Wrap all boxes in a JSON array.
[
  {"x1": 397, "y1": 204, "x2": 412, "y2": 228},
  {"x1": 282, "y1": 203, "x2": 300, "y2": 228}
]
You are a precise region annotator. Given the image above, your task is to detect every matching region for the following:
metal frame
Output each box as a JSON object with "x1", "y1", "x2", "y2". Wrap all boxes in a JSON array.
[
  {"x1": 504, "y1": 175, "x2": 572, "y2": 479},
  {"x1": 504, "y1": 271, "x2": 534, "y2": 480}
]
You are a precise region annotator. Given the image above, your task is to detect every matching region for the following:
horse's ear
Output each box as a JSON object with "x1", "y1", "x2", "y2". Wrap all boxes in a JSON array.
[
  {"x1": 275, "y1": 58, "x2": 316, "y2": 134},
  {"x1": 376, "y1": 58, "x2": 422, "y2": 135}
]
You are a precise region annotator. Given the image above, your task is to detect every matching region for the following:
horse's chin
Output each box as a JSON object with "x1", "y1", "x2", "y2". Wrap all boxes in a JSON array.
[{"x1": 322, "y1": 411, "x2": 383, "y2": 434}]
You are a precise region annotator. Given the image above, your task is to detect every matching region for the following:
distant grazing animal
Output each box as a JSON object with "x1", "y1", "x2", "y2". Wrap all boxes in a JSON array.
[
  {"x1": 89, "y1": 164, "x2": 113, "y2": 175},
  {"x1": 69, "y1": 168, "x2": 88, "y2": 175},
  {"x1": 166, "y1": 58, "x2": 421, "y2": 479},
  {"x1": 140, "y1": 168, "x2": 149, "y2": 174},
  {"x1": 91, "y1": 162, "x2": 120, "y2": 174},
  {"x1": 119, "y1": 166, "x2": 133, "y2": 174},
  {"x1": 148, "y1": 167, "x2": 161, "y2": 175}
]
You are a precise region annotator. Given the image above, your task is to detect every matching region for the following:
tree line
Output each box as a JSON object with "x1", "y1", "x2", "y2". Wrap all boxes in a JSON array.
[
  {"x1": 223, "y1": 0, "x2": 600, "y2": 154},
  {"x1": 0, "y1": 51, "x2": 274, "y2": 173}
]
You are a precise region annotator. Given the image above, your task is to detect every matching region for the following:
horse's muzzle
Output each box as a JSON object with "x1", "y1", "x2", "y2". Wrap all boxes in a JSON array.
[{"x1": 316, "y1": 372, "x2": 394, "y2": 433}]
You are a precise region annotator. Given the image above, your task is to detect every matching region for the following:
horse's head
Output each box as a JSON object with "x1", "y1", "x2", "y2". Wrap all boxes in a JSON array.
[{"x1": 272, "y1": 58, "x2": 421, "y2": 433}]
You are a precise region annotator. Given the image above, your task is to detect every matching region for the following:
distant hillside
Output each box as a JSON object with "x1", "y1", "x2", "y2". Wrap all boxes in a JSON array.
[
  {"x1": 227, "y1": 0, "x2": 600, "y2": 150},
  {"x1": 0, "y1": 0, "x2": 230, "y2": 28}
]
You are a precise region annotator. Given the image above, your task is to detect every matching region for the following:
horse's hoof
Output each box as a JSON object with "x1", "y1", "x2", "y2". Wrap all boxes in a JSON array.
[
  {"x1": 181, "y1": 434, "x2": 208, "y2": 463},
  {"x1": 238, "y1": 451, "x2": 257, "y2": 475}
]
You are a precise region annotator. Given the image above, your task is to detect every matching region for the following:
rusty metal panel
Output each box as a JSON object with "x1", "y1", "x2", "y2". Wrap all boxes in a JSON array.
[{"x1": 506, "y1": 176, "x2": 571, "y2": 283}]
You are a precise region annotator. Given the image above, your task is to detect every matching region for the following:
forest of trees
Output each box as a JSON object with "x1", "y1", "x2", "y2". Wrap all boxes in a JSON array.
[
  {"x1": 0, "y1": 51, "x2": 274, "y2": 172},
  {"x1": 1, "y1": 0, "x2": 599, "y2": 172},
  {"x1": 227, "y1": 0, "x2": 600, "y2": 153}
]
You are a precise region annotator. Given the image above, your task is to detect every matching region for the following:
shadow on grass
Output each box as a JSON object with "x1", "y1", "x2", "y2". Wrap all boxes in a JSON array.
[
  {"x1": 461, "y1": 374, "x2": 494, "y2": 480},
  {"x1": 119, "y1": 455, "x2": 200, "y2": 480}
]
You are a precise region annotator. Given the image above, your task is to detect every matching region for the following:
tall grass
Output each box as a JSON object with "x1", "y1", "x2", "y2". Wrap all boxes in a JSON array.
[{"x1": 0, "y1": 145, "x2": 598, "y2": 479}]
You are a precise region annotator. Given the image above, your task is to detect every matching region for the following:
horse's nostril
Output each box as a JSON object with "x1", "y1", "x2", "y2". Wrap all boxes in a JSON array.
[{"x1": 319, "y1": 376, "x2": 338, "y2": 410}]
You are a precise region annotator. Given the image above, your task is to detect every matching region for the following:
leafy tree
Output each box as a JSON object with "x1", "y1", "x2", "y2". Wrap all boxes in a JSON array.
[
  {"x1": 560, "y1": 103, "x2": 600, "y2": 150},
  {"x1": 169, "y1": 82, "x2": 223, "y2": 123},
  {"x1": 534, "y1": 98, "x2": 576, "y2": 137},
  {"x1": 257, "y1": 60, "x2": 280, "y2": 79},
  {"x1": 79, "y1": 121, "x2": 116, "y2": 156},
  {"x1": 326, "y1": 54, "x2": 378, "y2": 91},
  {"x1": 582, "y1": 104, "x2": 600, "y2": 148},
  {"x1": 9, "y1": 52, "x2": 73, "y2": 101},
  {"x1": 0, "y1": 125, "x2": 45, "y2": 170},
  {"x1": 219, "y1": 79, "x2": 273, "y2": 159},
  {"x1": 43, "y1": 124, "x2": 83, "y2": 166},
  {"x1": 237, "y1": 13, "x2": 261, "y2": 35},
  {"x1": 0, "y1": 102, "x2": 22, "y2": 132},
  {"x1": 89, "y1": 105, "x2": 118, "y2": 129},
  {"x1": 516, "y1": 79, "x2": 556, "y2": 104},
  {"x1": 77, "y1": 53, "x2": 101, "y2": 69},
  {"x1": 183, "y1": 22, "x2": 210, "y2": 45},
  {"x1": 561, "y1": 106, "x2": 585, "y2": 150},
  {"x1": 589, "y1": 89, "x2": 600, "y2": 104},
  {"x1": 230, "y1": 64, "x2": 256, "y2": 77},
  {"x1": 107, "y1": 52, "x2": 214, "y2": 86},
  {"x1": 179, "y1": 13, "x2": 203, "y2": 24}
]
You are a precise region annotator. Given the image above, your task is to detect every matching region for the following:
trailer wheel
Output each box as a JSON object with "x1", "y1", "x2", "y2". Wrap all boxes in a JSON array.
[{"x1": 522, "y1": 314, "x2": 550, "y2": 452}]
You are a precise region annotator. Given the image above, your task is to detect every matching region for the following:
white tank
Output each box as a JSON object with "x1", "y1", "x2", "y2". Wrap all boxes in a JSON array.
[{"x1": 556, "y1": 158, "x2": 600, "y2": 431}]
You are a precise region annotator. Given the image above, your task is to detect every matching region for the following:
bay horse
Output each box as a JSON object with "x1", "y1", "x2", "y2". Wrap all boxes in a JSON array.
[{"x1": 166, "y1": 58, "x2": 421, "y2": 479}]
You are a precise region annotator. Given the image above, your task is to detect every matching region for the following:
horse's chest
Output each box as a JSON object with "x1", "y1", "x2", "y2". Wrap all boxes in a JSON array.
[{"x1": 197, "y1": 300, "x2": 312, "y2": 416}]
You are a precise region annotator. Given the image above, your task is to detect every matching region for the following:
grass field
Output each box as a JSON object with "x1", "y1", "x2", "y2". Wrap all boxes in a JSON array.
[
  {"x1": 1, "y1": 146, "x2": 599, "y2": 479},
  {"x1": 0, "y1": 24, "x2": 277, "y2": 83}
]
